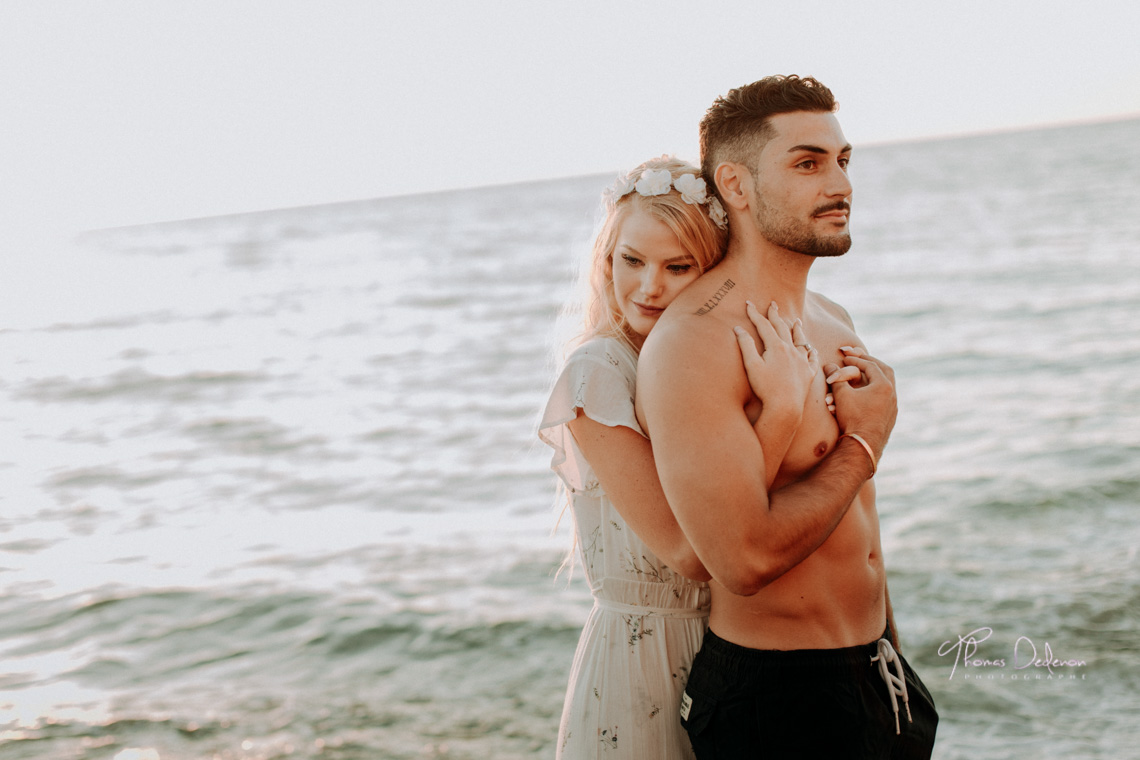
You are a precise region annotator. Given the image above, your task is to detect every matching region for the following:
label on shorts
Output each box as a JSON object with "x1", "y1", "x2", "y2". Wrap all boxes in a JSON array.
[{"x1": 679, "y1": 691, "x2": 693, "y2": 720}]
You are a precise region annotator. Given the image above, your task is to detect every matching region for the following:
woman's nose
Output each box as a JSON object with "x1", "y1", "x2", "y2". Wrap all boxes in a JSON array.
[{"x1": 642, "y1": 268, "x2": 664, "y2": 296}]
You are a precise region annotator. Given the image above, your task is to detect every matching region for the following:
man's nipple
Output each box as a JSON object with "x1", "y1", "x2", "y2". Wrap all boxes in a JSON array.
[{"x1": 814, "y1": 441, "x2": 829, "y2": 459}]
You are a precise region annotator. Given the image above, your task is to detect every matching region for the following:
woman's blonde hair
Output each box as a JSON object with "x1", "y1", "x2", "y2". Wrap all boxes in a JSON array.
[
  {"x1": 553, "y1": 157, "x2": 728, "y2": 581},
  {"x1": 575, "y1": 155, "x2": 728, "y2": 354}
]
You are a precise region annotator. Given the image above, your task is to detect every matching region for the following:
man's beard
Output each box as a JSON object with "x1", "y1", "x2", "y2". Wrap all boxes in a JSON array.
[{"x1": 753, "y1": 197, "x2": 852, "y2": 257}]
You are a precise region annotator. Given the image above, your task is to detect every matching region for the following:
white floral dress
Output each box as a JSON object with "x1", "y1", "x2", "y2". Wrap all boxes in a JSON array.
[{"x1": 539, "y1": 336, "x2": 710, "y2": 759}]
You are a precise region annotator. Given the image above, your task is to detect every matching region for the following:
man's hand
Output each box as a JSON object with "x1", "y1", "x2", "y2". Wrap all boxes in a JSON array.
[{"x1": 824, "y1": 347, "x2": 897, "y2": 461}]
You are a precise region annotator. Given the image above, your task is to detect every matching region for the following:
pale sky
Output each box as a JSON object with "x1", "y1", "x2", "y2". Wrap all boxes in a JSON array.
[{"x1": 3, "y1": 0, "x2": 1139, "y2": 238}]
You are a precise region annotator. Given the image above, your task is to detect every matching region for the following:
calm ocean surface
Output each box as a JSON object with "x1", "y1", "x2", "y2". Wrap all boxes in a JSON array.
[{"x1": 2, "y1": 118, "x2": 1139, "y2": 759}]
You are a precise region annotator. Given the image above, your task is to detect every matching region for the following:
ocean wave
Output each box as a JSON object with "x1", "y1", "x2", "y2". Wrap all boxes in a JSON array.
[{"x1": 18, "y1": 369, "x2": 267, "y2": 405}]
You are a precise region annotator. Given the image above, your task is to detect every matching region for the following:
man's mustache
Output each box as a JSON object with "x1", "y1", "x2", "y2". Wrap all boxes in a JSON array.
[{"x1": 813, "y1": 201, "x2": 851, "y2": 216}]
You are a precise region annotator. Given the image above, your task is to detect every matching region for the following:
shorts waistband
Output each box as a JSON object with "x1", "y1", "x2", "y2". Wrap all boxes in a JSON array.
[{"x1": 700, "y1": 628, "x2": 891, "y2": 673}]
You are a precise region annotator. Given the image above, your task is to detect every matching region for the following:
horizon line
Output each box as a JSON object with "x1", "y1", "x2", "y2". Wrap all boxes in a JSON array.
[{"x1": 87, "y1": 112, "x2": 1140, "y2": 235}]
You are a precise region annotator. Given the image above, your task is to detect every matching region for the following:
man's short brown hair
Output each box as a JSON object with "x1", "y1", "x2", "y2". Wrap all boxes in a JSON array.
[{"x1": 699, "y1": 75, "x2": 838, "y2": 193}]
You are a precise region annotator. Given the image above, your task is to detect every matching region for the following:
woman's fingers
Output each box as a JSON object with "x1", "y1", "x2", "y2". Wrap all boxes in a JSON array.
[
  {"x1": 766, "y1": 302, "x2": 794, "y2": 344},
  {"x1": 841, "y1": 353, "x2": 895, "y2": 386},
  {"x1": 805, "y1": 346, "x2": 821, "y2": 376},
  {"x1": 825, "y1": 365, "x2": 861, "y2": 385},
  {"x1": 733, "y1": 325, "x2": 762, "y2": 369},
  {"x1": 745, "y1": 301, "x2": 781, "y2": 354},
  {"x1": 791, "y1": 319, "x2": 811, "y2": 350},
  {"x1": 742, "y1": 302, "x2": 822, "y2": 381}
]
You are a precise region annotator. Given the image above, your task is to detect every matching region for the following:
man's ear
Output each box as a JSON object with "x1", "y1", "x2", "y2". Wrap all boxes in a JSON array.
[{"x1": 714, "y1": 162, "x2": 751, "y2": 212}]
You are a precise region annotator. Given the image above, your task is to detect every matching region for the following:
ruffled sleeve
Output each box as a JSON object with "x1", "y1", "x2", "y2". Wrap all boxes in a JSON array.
[{"x1": 538, "y1": 338, "x2": 645, "y2": 494}]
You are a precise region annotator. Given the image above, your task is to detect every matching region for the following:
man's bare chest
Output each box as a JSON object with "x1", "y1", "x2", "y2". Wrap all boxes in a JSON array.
[{"x1": 747, "y1": 310, "x2": 863, "y2": 485}]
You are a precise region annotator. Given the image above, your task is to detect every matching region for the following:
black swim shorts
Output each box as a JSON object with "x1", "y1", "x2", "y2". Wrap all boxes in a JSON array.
[{"x1": 680, "y1": 629, "x2": 938, "y2": 759}]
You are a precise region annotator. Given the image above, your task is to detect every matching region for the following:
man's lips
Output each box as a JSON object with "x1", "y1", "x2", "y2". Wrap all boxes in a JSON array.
[{"x1": 814, "y1": 202, "x2": 851, "y2": 220}]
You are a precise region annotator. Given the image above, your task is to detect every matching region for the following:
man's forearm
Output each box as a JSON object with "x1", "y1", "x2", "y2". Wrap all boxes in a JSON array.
[{"x1": 751, "y1": 435, "x2": 876, "y2": 588}]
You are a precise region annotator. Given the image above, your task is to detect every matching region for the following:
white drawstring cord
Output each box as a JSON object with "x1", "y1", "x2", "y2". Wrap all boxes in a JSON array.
[{"x1": 870, "y1": 638, "x2": 912, "y2": 735}]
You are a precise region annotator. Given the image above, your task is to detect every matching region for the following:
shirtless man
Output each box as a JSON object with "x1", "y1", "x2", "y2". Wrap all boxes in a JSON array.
[{"x1": 636, "y1": 76, "x2": 938, "y2": 757}]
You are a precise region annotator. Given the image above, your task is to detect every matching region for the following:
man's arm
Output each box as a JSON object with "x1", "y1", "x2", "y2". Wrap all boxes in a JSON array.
[
  {"x1": 567, "y1": 336, "x2": 815, "y2": 583},
  {"x1": 826, "y1": 304, "x2": 902, "y2": 650},
  {"x1": 638, "y1": 319, "x2": 895, "y2": 596},
  {"x1": 885, "y1": 582, "x2": 900, "y2": 651}
]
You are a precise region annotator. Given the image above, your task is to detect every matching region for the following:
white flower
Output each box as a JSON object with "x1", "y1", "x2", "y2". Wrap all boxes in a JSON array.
[
  {"x1": 673, "y1": 173, "x2": 708, "y2": 205},
  {"x1": 634, "y1": 168, "x2": 673, "y2": 197},
  {"x1": 604, "y1": 173, "x2": 637, "y2": 207},
  {"x1": 707, "y1": 197, "x2": 727, "y2": 229},
  {"x1": 613, "y1": 173, "x2": 636, "y2": 198}
]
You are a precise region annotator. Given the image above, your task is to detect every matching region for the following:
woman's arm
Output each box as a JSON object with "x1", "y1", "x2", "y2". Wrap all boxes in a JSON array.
[
  {"x1": 568, "y1": 412, "x2": 711, "y2": 581},
  {"x1": 753, "y1": 411, "x2": 800, "y2": 490}
]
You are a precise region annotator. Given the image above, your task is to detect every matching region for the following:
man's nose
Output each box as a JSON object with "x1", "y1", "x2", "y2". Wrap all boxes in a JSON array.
[{"x1": 827, "y1": 162, "x2": 852, "y2": 197}]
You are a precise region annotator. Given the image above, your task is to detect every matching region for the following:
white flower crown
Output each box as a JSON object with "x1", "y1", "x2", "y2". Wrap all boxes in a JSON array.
[{"x1": 604, "y1": 168, "x2": 728, "y2": 230}]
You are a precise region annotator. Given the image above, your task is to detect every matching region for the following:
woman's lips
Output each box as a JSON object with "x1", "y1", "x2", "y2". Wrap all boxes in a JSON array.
[{"x1": 633, "y1": 302, "x2": 664, "y2": 317}]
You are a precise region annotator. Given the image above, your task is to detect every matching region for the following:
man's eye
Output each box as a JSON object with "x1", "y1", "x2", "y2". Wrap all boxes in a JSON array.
[{"x1": 798, "y1": 160, "x2": 816, "y2": 170}]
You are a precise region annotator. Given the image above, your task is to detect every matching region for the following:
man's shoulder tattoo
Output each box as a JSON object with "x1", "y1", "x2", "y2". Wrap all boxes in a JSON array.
[{"x1": 694, "y1": 279, "x2": 735, "y2": 316}]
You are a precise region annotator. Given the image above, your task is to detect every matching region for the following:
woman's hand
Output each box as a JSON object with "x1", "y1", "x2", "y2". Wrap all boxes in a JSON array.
[{"x1": 733, "y1": 300, "x2": 820, "y2": 422}]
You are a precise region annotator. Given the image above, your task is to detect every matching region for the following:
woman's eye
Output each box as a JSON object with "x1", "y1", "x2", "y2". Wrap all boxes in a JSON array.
[
  {"x1": 622, "y1": 254, "x2": 643, "y2": 267},
  {"x1": 668, "y1": 264, "x2": 693, "y2": 274}
]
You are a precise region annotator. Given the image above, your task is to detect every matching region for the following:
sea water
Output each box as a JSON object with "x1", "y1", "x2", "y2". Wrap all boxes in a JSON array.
[{"x1": 1, "y1": 117, "x2": 1138, "y2": 759}]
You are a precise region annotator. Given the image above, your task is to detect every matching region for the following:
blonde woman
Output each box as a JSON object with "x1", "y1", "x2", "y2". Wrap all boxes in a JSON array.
[{"x1": 539, "y1": 157, "x2": 822, "y2": 758}]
